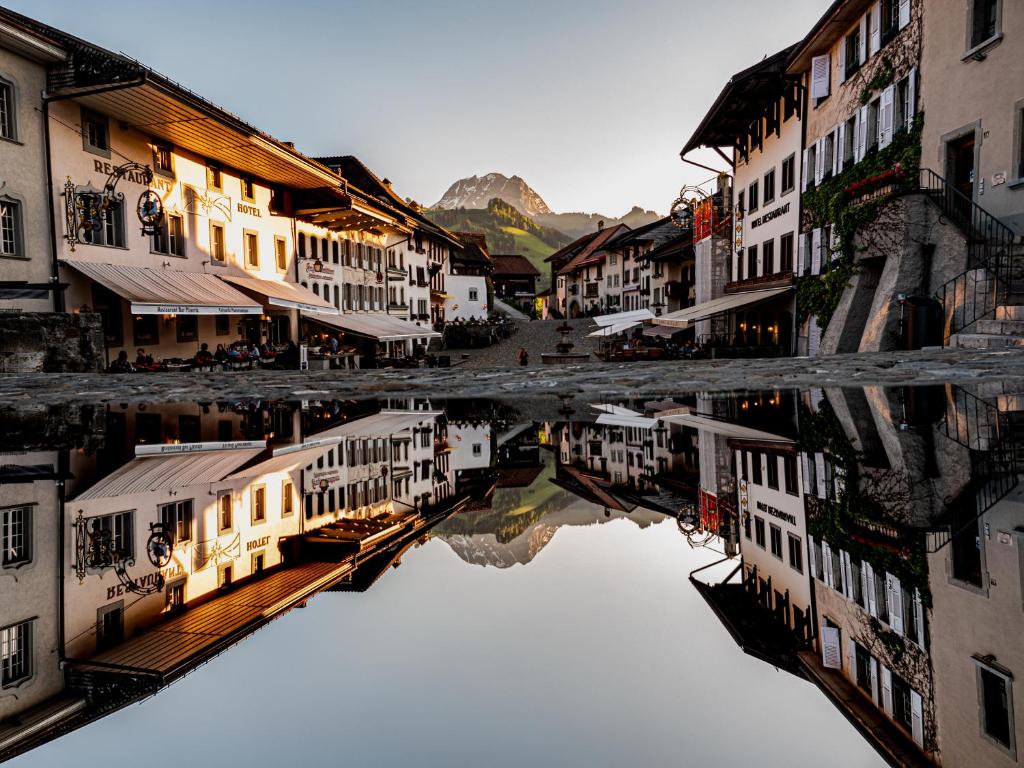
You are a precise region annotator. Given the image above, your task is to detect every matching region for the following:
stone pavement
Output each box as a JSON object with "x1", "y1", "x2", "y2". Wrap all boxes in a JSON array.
[
  {"x1": 3, "y1": 346, "x2": 1024, "y2": 406},
  {"x1": 442, "y1": 319, "x2": 601, "y2": 368}
]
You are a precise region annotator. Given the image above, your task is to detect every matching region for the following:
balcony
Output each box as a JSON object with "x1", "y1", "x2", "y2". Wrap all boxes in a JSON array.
[{"x1": 388, "y1": 302, "x2": 409, "y2": 312}]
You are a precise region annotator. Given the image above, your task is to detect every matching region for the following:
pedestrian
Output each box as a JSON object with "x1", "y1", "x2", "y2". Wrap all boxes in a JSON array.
[
  {"x1": 518, "y1": 347, "x2": 529, "y2": 367},
  {"x1": 109, "y1": 350, "x2": 134, "y2": 373}
]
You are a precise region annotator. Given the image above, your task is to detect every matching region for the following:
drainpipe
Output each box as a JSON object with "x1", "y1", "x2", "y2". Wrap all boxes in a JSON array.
[{"x1": 42, "y1": 100, "x2": 63, "y2": 313}]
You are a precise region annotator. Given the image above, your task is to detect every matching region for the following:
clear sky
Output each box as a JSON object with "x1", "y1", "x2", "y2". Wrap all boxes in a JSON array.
[{"x1": 8, "y1": 0, "x2": 827, "y2": 216}]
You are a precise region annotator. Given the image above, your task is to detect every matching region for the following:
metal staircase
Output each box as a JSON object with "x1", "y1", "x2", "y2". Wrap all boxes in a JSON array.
[
  {"x1": 926, "y1": 386, "x2": 1022, "y2": 552},
  {"x1": 924, "y1": 169, "x2": 1021, "y2": 342}
]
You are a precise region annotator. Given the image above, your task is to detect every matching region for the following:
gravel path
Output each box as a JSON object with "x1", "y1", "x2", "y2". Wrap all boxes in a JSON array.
[{"x1": 3, "y1": 346, "x2": 1024, "y2": 405}]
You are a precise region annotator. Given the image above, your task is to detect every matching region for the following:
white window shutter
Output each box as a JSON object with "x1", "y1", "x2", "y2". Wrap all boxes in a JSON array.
[
  {"x1": 859, "y1": 15, "x2": 868, "y2": 63},
  {"x1": 911, "y1": 691, "x2": 924, "y2": 746},
  {"x1": 837, "y1": 121, "x2": 847, "y2": 171},
  {"x1": 866, "y1": 563, "x2": 878, "y2": 617},
  {"x1": 842, "y1": 551, "x2": 854, "y2": 600},
  {"x1": 815, "y1": 138, "x2": 825, "y2": 185},
  {"x1": 832, "y1": 127, "x2": 841, "y2": 177},
  {"x1": 857, "y1": 105, "x2": 869, "y2": 160},
  {"x1": 810, "y1": 54, "x2": 831, "y2": 99},
  {"x1": 914, "y1": 589, "x2": 926, "y2": 650},
  {"x1": 869, "y1": 3, "x2": 881, "y2": 55},
  {"x1": 797, "y1": 233, "x2": 807, "y2": 276},
  {"x1": 907, "y1": 66, "x2": 917, "y2": 130},
  {"x1": 899, "y1": 0, "x2": 911, "y2": 30},
  {"x1": 801, "y1": 149, "x2": 809, "y2": 192},
  {"x1": 838, "y1": 39, "x2": 847, "y2": 84},
  {"x1": 847, "y1": 639, "x2": 856, "y2": 675},
  {"x1": 886, "y1": 572, "x2": 905, "y2": 635},
  {"x1": 822, "y1": 541, "x2": 834, "y2": 588},
  {"x1": 811, "y1": 228, "x2": 822, "y2": 276},
  {"x1": 860, "y1": 559, "x2": 870, "y2": 606},
  {"x1": 853, "y1": 109, "x2": 863, "y2": 163},
  {"x1": 870, "y1": 658, "x2": 880, "y2": 704},
  {"x1": 881, "y1": 666, "x2": 893, "y2": 715},
  {"x1": 808, "y1": 533, "x2": 817, "y2": 578},
  {"x1": 879, "y1": 85, "x2": 895, "y2": 149},
  {"x1": 821, "y1": 624, "x2": 842, "y2": 669}
]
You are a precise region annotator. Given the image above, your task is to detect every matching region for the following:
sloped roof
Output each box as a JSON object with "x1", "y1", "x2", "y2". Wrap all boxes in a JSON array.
[
  {"x1": 557, "y1": 224, "x2": 630, "y2": 276},
  {"x1": 490, "y1": 254, "x2": 541, "y2": 277},
  {"x1": 545, "y1": 229, "x2": 605, "y2": 264}
]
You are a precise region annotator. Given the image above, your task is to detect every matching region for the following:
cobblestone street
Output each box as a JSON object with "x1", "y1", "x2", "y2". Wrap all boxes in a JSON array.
[{"x1": 441, "y1": 319, "x2": 601, "y2": 368}]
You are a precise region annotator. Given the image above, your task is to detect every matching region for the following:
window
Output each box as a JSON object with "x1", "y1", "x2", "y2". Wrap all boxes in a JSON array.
[
  {"x1": 176, "y1": 315, "x2": 197, "y2": 344},
  {"x1": 743, "y1": 511, "x2": 751, "y2": 539},
  {"x1": 754, "y1": 517, "x2": 766, "y2": 548},
  {"x1": 976, "y1": 661, "x2": 1014, "y2": 751},
  {"x1": 748, "y1": 180, "x2": 759, "y2": 212},
  {"x1": 275, "y1": 236, "x2": 287, "y2": 271},
  {"x1": 740, "y1": 450, "x2": 749, "y2": 481},
  {"x1": 469, "y1": 287, "x2": 479, "y2": 302},
  {"x1": 736, "y1": 190, "x2": 745, "y2": 215},
  {"x1": 970, "y1": 0, "x2": 1000, "y2": 49},
  {"x1": 0, "y1": 198, "x2": 22, "y2": 258},
  {"x1": 812, "y1": 538, "x2": 824, "y2": 581},
  {"x1": 763, "y1": 169, "x2": 776, "y2": 204},
  {"x1": 241, "y1": 177, "x2": 256, "y2": 202},
  {"x1": 81, "y1": 108, "x2": 109, "y2": 156},
  {"x1": 881, "y1": 0, "x2": 899, "y2": 40},
  {"x1": 762, "y1": 239, "x2": 775, "y2": 276},
  {"x1": 831, "y1": 547, "x2": 845, "y2": 593},
  {"x1": 746, "y1": 245, "x2": 758, "y2": 280},
  {"x1": 895, "y1": 77, "x2": 910, "y2": 134},
  {"x1": 210, "y1": 222, "x2": 226, "y2": 262},
  {"x1": 472, "y1": 443, "x2": 482, "y2": 457},
  {"x1": 251, "y1": 486, "x2": 266, "y2": 523},
  {"x1": 218, "y1": 492, "x2": 233, "y2": 532},
  {"x1": 751, "y1": 453, "x2": 763, "y2": 485},
  {"x1": 787, "y1": 534, "x2": 803, "y2": 572},
  {"x1": 216, "y1": 315, "x2": 230, "y2": 336},
  {"x1": 769, "y1": 524, "x2": 783, "y2": 558},
  {"x1": 891, "y1": 673, "x2": 913, "y2": 732},
  {"x1": 766, "y1": 453, "x2": 779, "y2": 489},
  {"x1": 0, "y1": 621, "x2": 31, "y2": 687},
  {"x1": 781, "y1": 155, "x2": 795, "y2": 194},
  {"x1": 159, "y1": 499, "x2": 193, "y2": 544},
  {"x1": 867, "y1": 98, "x2": 881, "y2": 152},
  {"x1": 823, "y1": 132, "x2": 836, "y2": 179},
  {"x1": 844, "y1": 28, "x2": 862, "y2": 79},
  {"x1": 153, "y1": 143, "x2": 174, "y2": 177},
  {"x1": 207, "y1": 165, "x2": 223, "y2": 191},
  {"x1": 152, "y1": 213, "x2": 185, "y2": 257},
  {"x1": 218, "y1": 563, "x2": 233, "y2": 588},
  {"x1": 1, "y1": 506, "x2": 30, "y2": 566},
  {"x1": 282, "y1": 481, "x2": 294, "y2": 517},
  {"x1": 89, "y1": 511, "x2": 133, "y2": 561},
  {"x1": 875, "y1": 570, "x2": 889, "y2": 622},
  {"x1": 843, "y1": 115, "x2": 857, "y2": 167},
  {"x1": 80, "y1": 199, "x2": 125, "y2": 248},
  {"x1": 244, "y1": 231, "x2": 259, "y2": 267},
  {"x1": 850, "y1": 556, "x2": 865, "y2": 606},
  {"x1": 854, "y1": 644, "x2": 873, "y2": 694},
  {"x1": 132, "y1": 314, "x2": 159, "y2": 346},
  {"x1": 251, "y1": 551, "x2": 265, "y2": 575},
  {"x1": 96, "y1": 603, "x2": 123, "y2": 650},
  {"x1": 780, "y1": 233, "x2": 795, "y2": 275},
  {"x1": 806, "y1": 144, "x2": 818, "y2": 188},
  {"x1": 0, "y1": 78, "x2": 14, "y2": 140},
  {"x1": 166, "y1": 580, "x2": 185, "y2": 610},
  {"x1": 1018, "y1": 105, "x2": 1024, "y2": 180}
]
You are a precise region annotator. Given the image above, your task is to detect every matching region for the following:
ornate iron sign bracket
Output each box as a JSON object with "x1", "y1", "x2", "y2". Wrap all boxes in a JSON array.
[
  {"x1": 63, "y1": 162, "x2": 164, "y2": 252},
  {"x1": 72, "y1": 510, "x2": 174, "y2": 595}
]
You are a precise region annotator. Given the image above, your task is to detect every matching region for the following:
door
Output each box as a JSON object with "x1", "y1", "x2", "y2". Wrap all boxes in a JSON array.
[{"x1": 947, "y1": 133, "x2": 976, "y2": 219}]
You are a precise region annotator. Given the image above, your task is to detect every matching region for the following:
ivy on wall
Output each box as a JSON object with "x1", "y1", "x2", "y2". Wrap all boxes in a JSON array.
[{"x1": 796, "y1": 115, "x2": 924, "y2": 329}]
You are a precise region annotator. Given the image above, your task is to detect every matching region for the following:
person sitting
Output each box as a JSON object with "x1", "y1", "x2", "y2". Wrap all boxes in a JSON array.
[
  {"x1": 195, "y1": 343, "x2": 214, "y2": 365},
  {"x1": 248, "y1": 343, "x2": 261, "y2": 360},
  {"x1": 109, "y1": 350, "x2": 134, "y2": 373},
  {"x1": 226, "y1": 345, "x2": 242, "y2": 361},
  {"x1": 214, "y1": 343, "x2": 229, "y2": 363},
  {"x1": 328, "y1": 335, "x2": 340, "y2": 354},
  {"x1": 135, "y1": 348, "x2": 154, "y2": 367}
]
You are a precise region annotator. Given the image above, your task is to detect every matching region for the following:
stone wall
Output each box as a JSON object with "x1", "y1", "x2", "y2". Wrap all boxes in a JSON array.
[{"x1": 0, "y1": 312, "x2": 105, "y2": 373}]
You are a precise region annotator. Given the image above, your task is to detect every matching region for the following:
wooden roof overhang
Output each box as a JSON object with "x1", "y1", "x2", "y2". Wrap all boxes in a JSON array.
[
  {"x1": 787, "y1": 0, "x2": 877, "y2": 74},
  {"x1": 64, "y1": 76, "x2": 344, "y2": 191},
  {"x1": 293, "y1": 188, "x2": 412, "y2": 236},
  {"x1": 680, "y1": 44, "x2": 803, "y2": 160}
]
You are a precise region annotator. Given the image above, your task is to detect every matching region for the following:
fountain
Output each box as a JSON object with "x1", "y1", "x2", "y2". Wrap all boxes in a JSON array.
[{"x1": 541, "y1": 323, "x2": 591, "y2": 365}]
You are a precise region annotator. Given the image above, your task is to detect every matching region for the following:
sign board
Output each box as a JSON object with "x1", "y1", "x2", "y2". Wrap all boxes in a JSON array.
[{"x1": 135, "y1": 440, "x2": 266, "y2": 457}]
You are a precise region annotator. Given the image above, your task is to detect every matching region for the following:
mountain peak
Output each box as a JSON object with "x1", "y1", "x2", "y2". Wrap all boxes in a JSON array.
[{"x1": 433, "y1": 173, "x2": 553, "y2": 217}]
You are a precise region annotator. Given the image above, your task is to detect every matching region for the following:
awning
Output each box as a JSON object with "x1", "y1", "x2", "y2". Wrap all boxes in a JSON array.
[
  {"x1": 73, "y1": 446, "x2": 266, "y2": 501},
  {"x1": 311, "y1": 312, "x2": 440, "y2": 341},
  {"x1": 643, "y1": 324, "x2": 684, "y2": 339},
  {"x1": 62, "y1": 260, "x2": 262, "y2": 315},
  {"x1": 218, "y1": 274, "x2": 338, "y2": 315},
  {"x1": 656, "y1": 287, "x2": 793, "y2": 329},
  {"x1": 655, "y1": 410, "x2": 793, "y2": 443},
  {"x1": 593, "y1": 308, "x2": 655, "y2": 327},
  {"x1": 588, "y1": 321, "x2": 640, "y2": 338},
  {"x1": 226, "y1": 444, "x2": 333, "y2": 481}
]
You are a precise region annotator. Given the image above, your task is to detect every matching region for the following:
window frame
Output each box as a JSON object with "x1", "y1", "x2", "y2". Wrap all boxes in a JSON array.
[
  {"x1": 241, "y1": 177, "x2": 256, "y2": 203},
  {"x1": 152, "y1": 142, "x2": 175, "y2": 179},
  {"x1": 151, "y1": 213, "x2": 185, "y2": 258},
  {"x1": 209, "y1": 221, "x2": 226, "y2": 264},
  {"x1": 0, "y1": 620, "x2": 32, "y2": 688},
  {"x1": 80, "y1": 107, "x2": 111, "y2": 158},
  {"x1": 964, "y1": 0, "x2": 1002, "y2": 58},
  {"x1": 243, "y1": 230, "x2": 259, "y2": 268},
  {"x1": 1, "y1": 505, "x2": 31, "y2": 567},
  {"x1": 274, "y1": 235, "x2": 288, "y2": 272},
  {"x1": 251, "y1": 484, "x2": 267, "y2": 525},
  {"x1": 781, "y1": 154, "x2": 795, "y2": 195},
  {"x1": 132, "y1": 313, "x2": 159, "y2": 347},
  {"x1": 974, "y1": 657, "x2": 1016, "y2": 757},
  {"x1": 0, "y1": 194, "x2": 25, "y2": 260},
  {"x1": 0, "y1": 75, "x2": 17, "y2": 142},
  {"x1": 754, "y1": 516, "x2": 766, "y2": 549}
]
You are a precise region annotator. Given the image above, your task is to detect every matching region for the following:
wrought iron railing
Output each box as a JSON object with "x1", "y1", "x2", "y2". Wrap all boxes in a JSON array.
[
  {"x1": 927, "y1": 386, "x2": 1020, "y2": 553},
  {"x1": 923, "y1": 168, "x2": 1019, "y2": 341}
]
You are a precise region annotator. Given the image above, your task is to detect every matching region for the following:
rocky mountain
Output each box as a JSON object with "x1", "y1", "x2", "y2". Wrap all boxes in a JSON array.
[
  {"x1": 535, "y1": 207, "x2": 661, "y2": 241},
  {"x1": 433, "y1": 173, "x2": 552, "y2": 217}
]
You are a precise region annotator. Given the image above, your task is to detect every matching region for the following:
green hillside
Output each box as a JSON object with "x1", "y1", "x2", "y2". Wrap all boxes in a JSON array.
[{"x1": 425, "y1": 198, "x2": 571, "y2": 290}]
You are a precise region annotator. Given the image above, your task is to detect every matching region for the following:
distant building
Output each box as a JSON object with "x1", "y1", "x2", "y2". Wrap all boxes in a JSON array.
[
  {"x1": 447, "y1": 233, "x2": 493, "y2": 321},
  {"x1": 489, "y1": 254, "x2": 540, "y2": 313}
]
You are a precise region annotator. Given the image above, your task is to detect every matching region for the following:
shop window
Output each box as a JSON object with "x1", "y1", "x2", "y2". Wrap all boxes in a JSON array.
[
  {"x1": 763, "y1": 169, "x2": 776, "y2": 204},
  {"x1": 244, "y1": 231, "x2": 259, "y2": 267},
  {"x1": 0, "y1": 77, "x2": 15, "y2": 140},
  {"x1": 781, "y1": 155, "x2": 795, "y2": 194},
  {"x1": 769, "y1": 524, "x2": 783, "y2": 558},
  {"x1": 135, "y1": 413, "x2": 162, "y2": 444},
  {"x1": 159, "y1": 499, "x2": 193, "y2": 544},
  {"x1": 275, "y1": 236, "x2": 287, "y2": 271},
  {"x1": 754, "y1": 517, "x2": 766, "y2": 548},
  {"x1": 215, "y1": 315, "x2": 230, "y2": 336},
  {"x1": 787, "y1": 533, "x2": 802, "y2": 572},
  {"x1": 152, "y1": 143, "x2": 174, "y2": 178},
  {"x1": 975, "y1": 660, "x2": 1014, "y2": 753},
  {"x1": 81, "y1": 199, "x2": 125, "y2": 248},
  {"x1": 178, "y1": 414, "x2": 201, "y2": 443},
  {"x1": 132, "y1": 313, "x2": 159, "y2": 346},
  {"x1": 969, "y1": 0, "x2": 1000, "y2": 50},
  {"x1": 210, "y1": 222, "x2": 226, "y2": 263},
  {"x1": 241, "y1": 177, "x2": 256, "y2": 202},
  {"x1": 207, "y1": 165, "x2": 223, "y2": 191},
  {"x1": 1, "y1": 506, "x2": 30, "y2": 566},
  {"x1": 176, "y1": 315, "x2": 197, "y2": 344},
  {"x1": 0, "y1": 197, "x2": 23, "y2": 258},
  {"x1": 81, "y1": 107, "x2": 110, "y2": 157}
]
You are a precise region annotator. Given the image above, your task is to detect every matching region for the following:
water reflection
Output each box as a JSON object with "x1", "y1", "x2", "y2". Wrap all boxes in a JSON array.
[{"x1": 0, "y1": 386, "x2": 1021, "y2": 766}]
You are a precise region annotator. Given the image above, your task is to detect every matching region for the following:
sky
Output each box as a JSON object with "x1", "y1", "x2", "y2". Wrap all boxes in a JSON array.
[{"x1": 8, "y1": 0, "x2": 827, "y2": 216}]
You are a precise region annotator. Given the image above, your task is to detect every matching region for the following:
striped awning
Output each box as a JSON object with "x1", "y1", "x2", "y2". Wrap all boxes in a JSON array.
[
  {"x1": 656, "y1": 287, "x2": 793, "y2": 329},
  {"x1": 62, "y1": 260, "x2": 262, "y2": 315},
  {"x1": 218, "y1": 274, "x2": 339, "y2": 315},
  {"x1": 312, "y1": 312, "x2": 440, "y2": 341}
]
